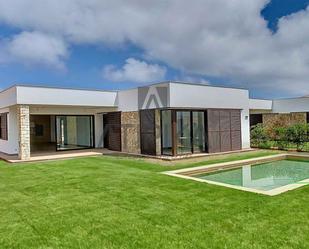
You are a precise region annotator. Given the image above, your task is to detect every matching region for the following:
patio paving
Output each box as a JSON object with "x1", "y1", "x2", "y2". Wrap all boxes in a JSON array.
[{"x1": 0, "y1": 149, "x2": 108, "y2": 163}]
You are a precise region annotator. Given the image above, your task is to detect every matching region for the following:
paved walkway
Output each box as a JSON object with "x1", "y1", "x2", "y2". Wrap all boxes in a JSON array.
[{"x1": 0, "y1": 149, "x2": 107, "y2": 163}]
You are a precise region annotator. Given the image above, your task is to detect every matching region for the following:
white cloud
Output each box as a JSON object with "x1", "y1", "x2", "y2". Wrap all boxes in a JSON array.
[
  {"x1": 0, "y1": 0, "x2": 309, "y2": 95},
  {"x1": 174, "y1": 74, "x2": 210, "y2": 85},
  {"x1": 0, "y1": 31, "x2": 68, "y2": 69},
  {"x1": 102, "y1": 58, "x2": 166, "y2": 83}
]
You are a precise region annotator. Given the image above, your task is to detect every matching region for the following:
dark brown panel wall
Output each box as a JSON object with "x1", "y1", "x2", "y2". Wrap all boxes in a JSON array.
[
  {"x1": 219, "y1": 110, "x2": 231, "y2": 152},
  {"x1": 207, "y1": 109, "x2": 241, "y2": 153},
  {"x1": 105, "y1": 112, "x2": 121, "y2": 151},
  {"x1": 230, "y1": 110, "x2": 241, "y2": 150},
  {"x1": 207, "y1": 110, "x2": 220, "y2": 153},
  {"x1": 0, "y1": 113, "x2": 8, "y2": 140},
  {"x1": 140, "y1": 109, "x2": 156, "y2": 155}
]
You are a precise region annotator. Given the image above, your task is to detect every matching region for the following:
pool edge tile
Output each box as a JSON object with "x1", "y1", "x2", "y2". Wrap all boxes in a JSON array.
[{"x1": 162, "y1": 153, "x2": 309, "y2": 196}]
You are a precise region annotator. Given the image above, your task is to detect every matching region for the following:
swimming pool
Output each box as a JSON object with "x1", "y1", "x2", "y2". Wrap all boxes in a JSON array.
[
  {"x1": 196, "y1": 159, "x2": 309, "y2": 191},
  {"x1": 163, "y1": 154, "x2": 309, "y2": 196}
]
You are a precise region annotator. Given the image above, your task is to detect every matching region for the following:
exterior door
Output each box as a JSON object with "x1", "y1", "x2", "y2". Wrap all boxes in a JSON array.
[
  {"x1": 192, "y1": 111, "x2": 206, "y2": 153},
  {"x1": 176, "y1": 111, "x2": 192, "y2": 154},
  {"x1": 140, "y1": 109, "x2": 156, "y2": 155},
  {"x1": 55, "y1": 115, "x2": 94, "y2": 151},
  {"x1": 103, "y1": 112, "x2": 121, "y2": 151}
]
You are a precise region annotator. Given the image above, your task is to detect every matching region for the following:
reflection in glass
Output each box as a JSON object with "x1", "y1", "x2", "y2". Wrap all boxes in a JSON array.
[
  {"x1": 161, "y1": 110, "x2": 172, "y2": 155},
  {"x1": 56, "y1": 116, "x2": 94, "y2": 150},
  {"x1": 176, "y1": 111, "x2": 192, "y2": 154},
  {"x1": 192, "y1": 111, "x2": 206, "y2": 153}
]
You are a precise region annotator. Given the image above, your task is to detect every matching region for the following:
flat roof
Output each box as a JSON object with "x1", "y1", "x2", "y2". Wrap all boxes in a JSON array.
[
  {"x1": 1, "y1": 81, "x2": 306, "y2": 99},
  {"x1": 0, "y1": 84, "x2": 118, "y2": 108},
  {"x1": 0, "y1": 80, "x2": 248, "y2": 94},
  {"x1": 249, "y1": 98, "x2": 273, "y2": 101},
  {"x1": 136, "y1": 81, "x2": 248, "y2": 91},
  {"x1": 272, "y1": 96, "x2": 309, "y2": 101},
  {"x1": 4, "y1": 83, "x2": 118, "y2": 93}
]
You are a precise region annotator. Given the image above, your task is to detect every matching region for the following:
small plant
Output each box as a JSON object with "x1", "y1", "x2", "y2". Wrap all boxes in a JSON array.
[{"x1": 258, "y1": 141, "x2": 272, "y2": 149}]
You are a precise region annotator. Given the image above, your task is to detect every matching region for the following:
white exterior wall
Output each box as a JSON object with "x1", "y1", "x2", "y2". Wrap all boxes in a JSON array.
[
  {"x1": 0, "y1": 106, "x2": 19, "y2": 155},
  {"x1": 16, "y1": 86, "x2": 117, "y2": 107},
  {"x1": 249, "y1": 99, "x2": 273, "y2": 110},
  {"x1": 117, "y1": 83, "x2": 170, "y2": 111},
  {"x1": 117, "y1": 89, "x2": 138, "y2": 112},
  {"x1": 249, "y1": 98, "x2": 273, "y2": 114},
  {"x1": 0, "y1": 87, "x2": 17, "y2": 108},
  {"x1": 241, "y1": 108, "x2": 250, "y2": 149},
  {"x1": 169, "y1": 83, "x2": 248, "y2": 109},
  {"x1": 169, "y1": 83, "x2": 251, "y2": 149},
  {"x1": 29, "y1": 106, "x2": 116, "y2": 115},
  {"x1": 272, "y1": 97, "x2": 309, "y2": 113}
]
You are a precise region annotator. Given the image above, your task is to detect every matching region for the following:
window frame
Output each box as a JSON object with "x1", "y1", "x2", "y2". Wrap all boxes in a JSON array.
[
  {"x1": 160, "y1": 109, "x2": 207, "y2": 156},
  {"x1": 0, "y1": 113, "x2": 8, "y2": 141}
]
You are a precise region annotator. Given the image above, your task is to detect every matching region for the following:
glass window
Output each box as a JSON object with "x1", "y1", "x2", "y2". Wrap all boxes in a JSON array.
[
  {"x1": 0, "y1": 113, "x2": 8, "y2": 140},
  {"x1": 161, "y1": 110, "x2": 172, "y2": 155},
  {"x1": 176, "y1": 111, "x2": 192, "y2": 154},
  {"x1": 192, "y1": 111, "x2": 206, "y2": 153},
  {"x1": 56, "y1": 116, "x2": 94, "y2": 151}
]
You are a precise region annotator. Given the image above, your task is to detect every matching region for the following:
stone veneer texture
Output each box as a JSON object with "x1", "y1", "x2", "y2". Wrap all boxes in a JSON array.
[
  {"x1": 121, "y1": 111, "x2": 141, "y2": 154},
  {"x1": 263, "y1": 113, "x2": 306, "y2": 129},
  {"x1": 17, "y1": 105, "x2": 30, "y2": 160}
]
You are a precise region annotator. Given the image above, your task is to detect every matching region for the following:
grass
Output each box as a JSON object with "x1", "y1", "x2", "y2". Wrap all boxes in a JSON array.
[{"x1": 0, "y1": 150, "x2": 308, "y2": 249}]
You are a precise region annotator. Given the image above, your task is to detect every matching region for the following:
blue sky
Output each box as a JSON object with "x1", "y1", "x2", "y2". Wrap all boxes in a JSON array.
[{"x1": 0, "y1": 0, "x2": 309, "y2": 98}]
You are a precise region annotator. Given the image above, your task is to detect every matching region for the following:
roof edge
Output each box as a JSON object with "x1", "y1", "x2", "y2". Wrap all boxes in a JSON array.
[{"x1": 6, "y1": 83, "x2": 118, "y2": 93}]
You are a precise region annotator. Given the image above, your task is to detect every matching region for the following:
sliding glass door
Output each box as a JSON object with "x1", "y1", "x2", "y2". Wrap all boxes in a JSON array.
[
  {"x1": 161, "y1": 110, "x2": 206, "y2": 156},
  {"x1": 176, "y1": 111, "x2": 192, "y2": 154},
  {"x1": 56, "y1": 115, "x2": 94, "y2": 151},
  {"x1": 161, "y1": 110, "x2": 173, "y2": 155},
  {"x1": 192, "y1": 111, "x2": 206, "y2": 153}
]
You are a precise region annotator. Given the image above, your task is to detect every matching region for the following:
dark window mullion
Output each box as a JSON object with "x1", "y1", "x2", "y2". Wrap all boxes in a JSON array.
[
  {"x1": 172, "y1": 110, "x2": 177, "y2": 156},
  {"x1": 204, "y1": 111, "x2": 208, "y2": 153},
  {"x1": 190, "y1": 111, "x2": 194, "y2": 154}
]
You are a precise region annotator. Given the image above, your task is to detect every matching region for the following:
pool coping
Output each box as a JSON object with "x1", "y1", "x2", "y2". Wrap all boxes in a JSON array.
[{"x1": 162, "y1": 154, "x2": 309, "y2": 196}]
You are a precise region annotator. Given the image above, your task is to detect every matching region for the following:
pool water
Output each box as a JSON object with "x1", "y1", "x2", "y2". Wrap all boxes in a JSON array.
[{"x1": 195, "y1": 160, "x2": 309, "y2": 191}]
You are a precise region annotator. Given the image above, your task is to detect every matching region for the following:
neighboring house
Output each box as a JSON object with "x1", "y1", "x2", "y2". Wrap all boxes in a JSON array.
[
  {"x1": 249, "y1": 98, "x2": 309, "y2": 128},
  {"x1": 2, "y1": 81, "x2": 304, "y2": 160}
]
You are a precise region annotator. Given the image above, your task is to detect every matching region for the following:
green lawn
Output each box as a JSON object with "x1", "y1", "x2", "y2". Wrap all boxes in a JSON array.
[{"x1": 0, "y1": 150, "x2": 309, "y2": 249}]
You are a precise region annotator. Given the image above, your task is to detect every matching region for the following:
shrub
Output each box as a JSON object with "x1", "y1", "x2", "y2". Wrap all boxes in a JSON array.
[
  {"x1": 251, "y1": 124, "x2": 268, "y2": 147},
  {"x1": 251, "y1": 122, "x2": 309, "y2": 151},
  {"x1": 273, "y1": 127, "x2": 288, "y2": 150},
  {"x1": 285, "y1": 124, "x2": 309, "y2": 151},
  {"x1": 258, "y1": 141, "x2": 273, "y2": 149}
]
